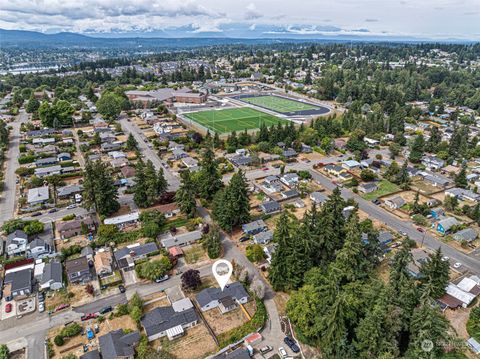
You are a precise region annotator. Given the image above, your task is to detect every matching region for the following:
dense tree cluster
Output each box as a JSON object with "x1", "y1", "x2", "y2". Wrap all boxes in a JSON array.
[
  {"x1": 83, "y1": 160, "x2": 120, "y2": 216},
  {"x1": 133, "y1": 159, "x2": 168, "y2": 208},
  {"x1": 277, "y1": 190, "x2": 452, "y2": 358}
]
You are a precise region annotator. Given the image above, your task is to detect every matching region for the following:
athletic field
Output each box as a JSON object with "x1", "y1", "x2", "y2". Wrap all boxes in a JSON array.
[
  {"x1": 239, "y1": 95, "x2": 318, "y2": 113},
  {"x1": 184, "y1": 107, "x2": 286, "y2": 134}
]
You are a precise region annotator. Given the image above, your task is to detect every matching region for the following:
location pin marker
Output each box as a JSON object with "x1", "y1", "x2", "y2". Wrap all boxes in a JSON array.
[{"x1": 212, "y1": 259, "x2": 233, "y2": 291}]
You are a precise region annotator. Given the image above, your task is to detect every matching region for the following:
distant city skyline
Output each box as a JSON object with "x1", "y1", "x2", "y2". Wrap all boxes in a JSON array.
[{"x1": 1, "y1": 0, "x2": 479, "y2": 40}]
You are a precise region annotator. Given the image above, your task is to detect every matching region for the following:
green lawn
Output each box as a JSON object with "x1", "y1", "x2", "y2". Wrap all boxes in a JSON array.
[
  {"x1": 362, "y1": 180, "x2": 401, "y2": 200},
  {"x1": 240, "y1": 95, "x2": 318, "y2": 112},
  {"x1": 184, "y1": 107, "x2": 287, "y2": 134}
]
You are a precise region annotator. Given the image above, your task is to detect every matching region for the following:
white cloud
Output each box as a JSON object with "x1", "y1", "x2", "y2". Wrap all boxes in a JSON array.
[{"x1": 245, "y1": 3, "x2": 262, "y2": 20}]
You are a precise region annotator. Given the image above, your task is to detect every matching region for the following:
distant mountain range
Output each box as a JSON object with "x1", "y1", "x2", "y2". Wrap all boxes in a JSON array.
[{"x1": 0, "y1": 28, "x2": 474, "y2": 49}]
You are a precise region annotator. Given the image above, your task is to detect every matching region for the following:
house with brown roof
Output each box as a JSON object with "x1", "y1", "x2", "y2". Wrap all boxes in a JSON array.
[
  {"x1": 121, "y1": 166, "x2": 136, "y2": 178},
  {"x1": 57, "y1": 216, "x2": 95, "y2": 239},
  {"x1": 94, "y1": 248, "x2": 114, "y2": 277}
]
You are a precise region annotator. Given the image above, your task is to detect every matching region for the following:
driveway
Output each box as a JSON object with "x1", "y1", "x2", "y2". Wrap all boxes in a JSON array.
[{"x1": 122, "y1": 269, "x2": 138, "y2": 286}]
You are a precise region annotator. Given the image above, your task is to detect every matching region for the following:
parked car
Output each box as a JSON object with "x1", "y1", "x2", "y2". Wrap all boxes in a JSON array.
[
  {"x1": 398, "y1": 231, "x2": 407, "y2": 236},
  {"x1": 416, "y1": 227, "x2": 424, "y2": 233},
  {"x1": 284, "y1": 336, "x2": 300, "y2": 353},
  {"x1": 278, "y1": 347, "x2": 288, "y2": 357},
  {"x1": 48, "y1": 208, "x2": 58, "y2": 213},
  {"x1": 453, "y1": 262, "x2": 462, "y2": 269},
  {"x1": 55, "y1": 304, "x2": 70, "y2": 312},
  {"x1": 86, "y1": 327, "x2": 94, "y2": 340},
  {"x1": 99, "y1": 306, "x2": 112, "y2": 314},
  {"x1": 5, "y1": 303, "x2": 12, "y2": 313},
  {"x1": 239, "y1": 235, "x2": 251, "y2": 242},
  {"x1": 38, "y1": 292, "x2": 45, "y2": 302},
  {"x1": 371, "y1": 198, "x2": 381, "y2": 205},
  {"x1": 262, "y1": 167, "x2": 269, "y2": 171},
  {"x1": 39, "y1": 302, "x2": 45, "y2": 313},
  {"x1": 66, "y1": 204, "x2": 77, "y2": 209},
  {"x1": 81, "y1": 313, "x2": 98, "y2": 321},
  {"x1": 94, "y1": 323, "x2": 99, "y2": 333},
  {"x1": 259, "y1": 346, "x2": 273, "y2": 355},
  {"x1": 118, "y1": 285, "x2": 126, "y2": 293},
  {"x1": 31, "y1": 212, "x2": 42, "y2": 217},
  {"x1": 155, "y1": 275, "x2": 170, "y2": 283}
]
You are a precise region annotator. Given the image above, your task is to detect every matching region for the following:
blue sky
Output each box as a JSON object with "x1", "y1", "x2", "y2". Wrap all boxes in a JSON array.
[{"x1": 1, "y1": 0, "x2": 479, "y2": 40}]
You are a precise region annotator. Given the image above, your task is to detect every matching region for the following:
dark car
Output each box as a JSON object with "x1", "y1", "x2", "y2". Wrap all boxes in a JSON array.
[
  {"x1": 48, "y1": 208, "x2": 58, "y2": 213},
  {"x1": 31, "y1": 212, "x2": 42, "y2": 217},
  {"x1": 81, "y1": 313, "x2": 98, "y2": 321},
  {"x1": 371, "y1": 198, "x2": 381, "y2": 205},
  {"x1": 99, "y1": 306, "x2": 112, "y2": 314},
  {"x1": 118, "y1": 285, "x2": 126, "y2": 293},
  {"x1": 38, "y1": 292, "x2": 45, "y2": 302},
  {"x1": 284, "y1": 336, "x2": 300, "y2": 353},
  {"x1": 239, "y1": 235, "x2": 251, "y2": 242},
  {"x1": 417, "y1": 227, "x2": 425, "y2": 233}
]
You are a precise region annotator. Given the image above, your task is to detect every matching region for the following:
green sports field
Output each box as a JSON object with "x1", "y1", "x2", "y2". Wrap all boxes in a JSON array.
[
  {"x1": 240, "y1": 95, "x2": 318, "y2": 113},
  {"x1": 184, "y1": 107, "x2": 287, "y2": 134}
]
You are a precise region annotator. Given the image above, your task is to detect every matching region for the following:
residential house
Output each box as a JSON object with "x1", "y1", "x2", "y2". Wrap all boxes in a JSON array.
[
  {"x1": 342, "y1": 160, "x2": 361, "y2": 170},
  {"x1": 430, "y1": 207, "x2": 445, "y2": 219},
  {"x1": 160, "y1": 230, "x2": 202, "y2": 249},
  {"x1": 35, "y1": 157, "x2": 58, "y2": 167},
  {"x1": 438, "y1": 277, "x2": 480, "y2": 309},
  {"x1": 280, "y1": 189, "x2": 299, "y2": 200},
  {"x1": 445, "y1": 188, "x2": 480, "y2": 202},
  {"x1": 384, "y1": 196, "x2": 406, "y2": 210},
  {"x1": 172, "y1": 149, "x2": 188, "y2": 160},
  {"x1": 120, "y1": 166, "x2": 136, "y2": 178},
  {"x1": 81, "y1": 246, "x2": 94, "y2": 261},
  {"x1": 114, "y1": 242, "x2": 159, "y2": 271},
  {"x1": 182, "y1": 157, "x2": 198, "y2": 169},
  {"x1": 98, "y1": 329, "x2": 140, "y2": 359},
  {"x1": 27, "y1": 238, "x2": 52, "y2": 259},
  {"x1": 27, "y1": 186, "x2": 50, "y2": 205},
  {"x1": 437, "y1": 217, "x2": 459, "y2": 235},
  {"x1": 141, "y1": 299, "x2": 199, "y2": 341},
  {"x1": 57, "y1": 217, "x2": 95, "y2": 239},
  {"x1": 94, "y1": 248, "x2": 114, "y2": 277},
  {"x1": 229, "y1": 155, "x2": 252, "y2": 167},
  {"x1": 453, "y1": 228, "x2": 478, "y2": 243},
  {"x1": 40, "y1": 262, "x2": 63, "y2": 291},
  {"x1": 358, "y1": 182, "x2": 378, "y2": 194},
  {"x1": 101, "y1": 142, "x2": 123, "y2": 152},
  {"x1": 65, "y1": 256, "x2": 92, "y2": 284},
  {"x1": 259, "y1": 200, "x2": 281, "y2": 214},
  {"x1": 310, "y1": 191, "x2": 327, "y2": 205},
  {"x1": 3, "y1": 269, "x2": 33, "y2": 299},
  {"x1": 5, "y1": 230, "x2": 28, "y2": 256},
  {"x1": 108, "y1": 151, "x2": 126, "y2": 160},
  {"x1": 253, "y1": 230, "x2": 273, "y2": 245},
  {"x1": 242, "y1": 220, "x2": 267, "y2": 235},
  {"x1": 407, "y1": 249, "x2": 430, "y2": 278},
  {"x1": 324, "y1": 164, "x2": 346, "y2": 176},
  {"x1": 104, "y1": 212, "x2": 139, "y2": 228},
  {"x1": 156, "y1": 203, "x2": 180, "y2": 218},
  {"x1": 196, "y1": 282, "x2": 250, "y2": 313},
  {"x1": 280, "y1": 173, "x2": 299, "y2": 187},
  {"x1": 57, "y1": 185, "x2": 83, "y2": 199},
  {"x1": 282, "y1": 148, "x2": 297, "y2": 159},
  {"x1": 422, "y1": 155, "x2": 445, "y2": 170},
  {"x1": 57, "y1": 152, "x2": 71, "y2": 161},
  {"x1": 34, "y1": 165, "x2": 62, "y2": 177}
]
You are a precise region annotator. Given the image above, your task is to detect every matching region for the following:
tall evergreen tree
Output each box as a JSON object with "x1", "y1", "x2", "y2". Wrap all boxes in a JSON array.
[
  {"x1": 419, "y1": 248, "x2": 450, "y2": 299},
  {"x1": 175, "y1": 170, "x2": 197, "y2": 218},
  {"x1": 198, "y1": 147, "x2": 223, "y2": 200},
  {"x1": 133, "y1": 159, "x2": 148, "y2": 206},
  {"x1": 454, "y1": 163, "x2": 468, "y2": 188}
]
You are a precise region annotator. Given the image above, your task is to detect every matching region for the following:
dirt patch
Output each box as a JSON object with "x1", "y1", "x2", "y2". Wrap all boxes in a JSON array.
[
  {"x1": 158, "y1": 324, "x2": 217, "y2": 359},
  {"x1": 68, "y1": 284, "x2": 97, "y2": 308},
  {"x1": 202, "y1": 307, "x2": 249, "y2": 336},
  {"x1": 143, "y1": 296, "x2": 171, "y2": 312},
  {"x1": 111, "y1": 204, "x2": 135, "y2": 217},
  {"x1": 55, "y1": 235, "x2": 90, "y2": 252},
  {"x1": 274, "y1": 292, "x2": 290, "y2": 316},
  {"x1": 45, "y1": 289, "x2": 72, "y2": 311},
  {"x1": 445, "y1": 307, "x2": 471, "y2": 339},
  {"x1": 183, "y1": 244, "x2": 208, "y2": 265}
]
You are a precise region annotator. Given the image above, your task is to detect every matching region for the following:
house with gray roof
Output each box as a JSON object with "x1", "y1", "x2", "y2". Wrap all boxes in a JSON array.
[
  {"x1": 281, "y1": 189, "x2": 299, "y2": 200},
  {"x1": 280, "y1": 173, "x2": 299, "y2": 187},
  {"x1": 65, "y1": 256, "x2": 92, "y2": 284},
  {"x1": 80, "y1": 350, "x2": 100, "y2": 359},
  {"x1": 40, "y1": 262, "x2": 63, "y2": 291},
  {"x1": 4, "y1": 268, "x2": 32, "y2": 299},
  {"x1": 453, "y1": 228, "x2": 478, "y2": 243},
  {"x1": 358, "y1": 182, "x2": 378, "y2": 194},
  {"x1": 114, "y1": 242, "x2": 158, "y2": 270},
  {"x1": 310, "y1": 191, "x2": 327, "y2": 204},
  {"x1": 160, "y1": 230, "x2": 202, "y2": 249},
  {"x1": 5, "y1": 230, "x2": 28, "y2": 256},
  {"x1": 437, "y1": 217, "x2": 460, "y2": 235},
  {"x1": 196, "y1": 282, "x2": 249, "y2": 313},
  {"x1": 242, "y1": 220, "x2": 267, "y2": 235},
  {"x1": 27, "y1": 237, "x2": 52, "y2": 259},
  {"x1": 98, "y1": 329, "x2": 140, "y2": 359},
  {"x1": 35, "y1": 157, "x2": 58, "y2": 167},
  {"x1": 27, "y1": 186, "x2": 50, "y2": 205},
  {"x1": 57, "y1": 184, "x2": 83, "y2": 199},
  {"x1": 253, "y1": 230, "x2": 273, "y2": 245},
  {"x1": 141, "y1": 299, "x2": 199, "y2": 341},
  {"x1": 259, "y1": 200, "x2": 281, "y2": 214},
  {"x1": 34, "y1": 165, "x2": 62, "y2": 177},
  {"x1": 384, "y1": 196, "x2": 406, "y2": 210}
]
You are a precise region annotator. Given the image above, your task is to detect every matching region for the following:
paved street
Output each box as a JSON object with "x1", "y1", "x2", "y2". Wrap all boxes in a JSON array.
[
  {"x1": 0, "y1": 109, "x2": 28, "y2": 224},
  {"x1": 119, "y1": 115, "x2": 180, "y2": 191}
]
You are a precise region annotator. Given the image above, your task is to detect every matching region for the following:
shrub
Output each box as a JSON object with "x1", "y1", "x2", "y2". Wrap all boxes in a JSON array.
[
  {"x1": 54, "y1": 335, "x2": 64, "y2": 346},
  {"x1": 62, "y1": 214, "x2": 76, "y2": 221}
]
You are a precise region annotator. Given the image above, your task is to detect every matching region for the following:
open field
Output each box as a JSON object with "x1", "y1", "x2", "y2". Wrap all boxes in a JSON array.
[
  {"x1": 184, "y1": 107, "x2": 286, "y2": 134},
  {"x1": 240, "y1": 95, "x2": 318, "y2": 112}
]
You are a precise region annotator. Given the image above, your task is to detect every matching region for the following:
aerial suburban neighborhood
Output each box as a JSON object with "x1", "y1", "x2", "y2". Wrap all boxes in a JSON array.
[{"x1": 0, "y1": 2, "x2": 480, "y2": 359}]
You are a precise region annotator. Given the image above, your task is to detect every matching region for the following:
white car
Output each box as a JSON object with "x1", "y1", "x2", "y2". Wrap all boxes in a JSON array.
[
  {"x1": 38, "y1": 302, "x2": 45, "y2": 313},
  {"x1": 441, "y1": 256, "x2": 450, "y2": 262},
  {"x1": 66, "y1": 204, "x2": 77, "y2": 209},
  {"x1": 279, "y1": 347, "x2": 288, "y2": 357},
  {"x1": 453, "y1": 262, "x2": 462, "y2": 269}
]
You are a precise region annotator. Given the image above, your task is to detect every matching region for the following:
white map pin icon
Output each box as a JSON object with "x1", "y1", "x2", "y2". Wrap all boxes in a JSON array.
[{"x1": 212, "y1": 259, "x2": 233, "y2": 291}]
